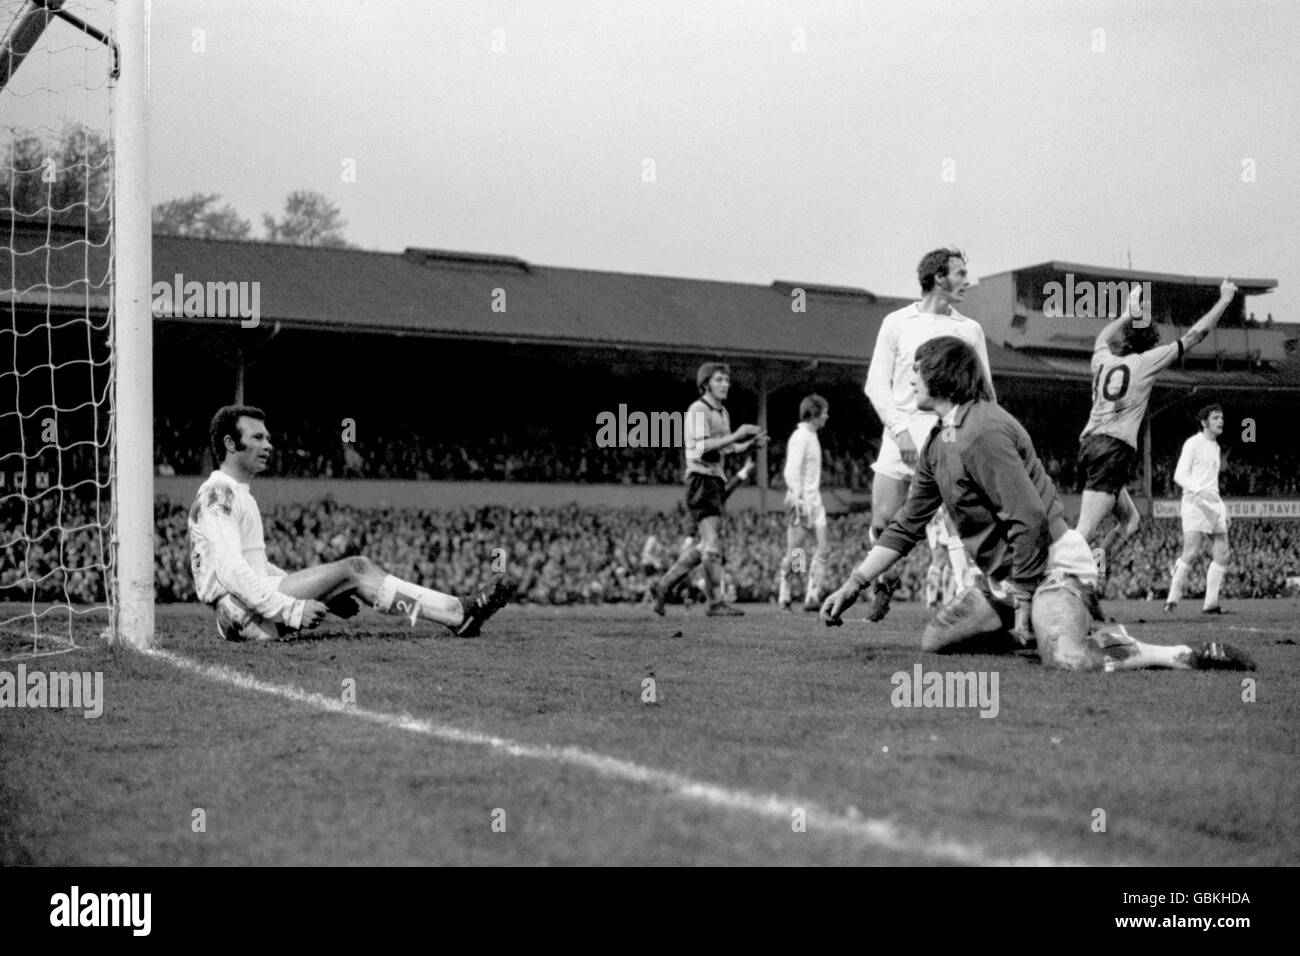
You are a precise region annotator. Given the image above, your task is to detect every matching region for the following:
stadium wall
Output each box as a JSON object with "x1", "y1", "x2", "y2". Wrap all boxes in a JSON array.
[
  {"x1": 153, "y1": 478, "x2": 846, "y2": 511},
  {"x1": 156, "y1": 477, "x2": 1111, "y2": 516}
]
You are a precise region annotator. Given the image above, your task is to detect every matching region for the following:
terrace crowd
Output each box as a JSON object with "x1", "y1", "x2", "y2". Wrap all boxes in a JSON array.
[{"x1": 4, "y1": 495, "x2": 1298, "y2": 608}]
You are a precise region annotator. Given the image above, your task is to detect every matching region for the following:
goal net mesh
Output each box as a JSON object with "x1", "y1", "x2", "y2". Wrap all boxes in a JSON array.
[{"x1": 1, "y1": 0, "x2": 117, "y2": 658}]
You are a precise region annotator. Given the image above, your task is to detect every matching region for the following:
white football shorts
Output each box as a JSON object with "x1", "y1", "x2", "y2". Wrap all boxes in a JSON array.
[
  {"x1": 1181, "y1": 494, "x2": 1229, "y2": 535},
  {"x1": 871, "y1": 413, "x2": 939, "y2": 482}
]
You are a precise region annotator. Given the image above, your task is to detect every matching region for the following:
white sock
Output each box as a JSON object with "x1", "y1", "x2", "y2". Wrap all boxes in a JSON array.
[
  {"x1": 807, "y1": 554, "x2": 827, "y2": 603},
  {"x1": 1081, "y1": 626, "x2": 1195, "y2": 671},
  {"x1": 1168, "y1": 559, "x2": 1191, "y2": 604},
  {"x1": 946, "y1": 540, "x2": 969, "y2": 583},
  {"x1": 375, "y1": 574, "x2": 464, "y2": 627},
  {"x1": 1205, "y1": 561, "x2": 1227, "y2": 608}
]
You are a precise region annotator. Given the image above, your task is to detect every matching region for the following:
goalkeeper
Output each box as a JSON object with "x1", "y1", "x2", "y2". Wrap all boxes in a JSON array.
[
  {"x1": 188, "y1": 405, "x2": 512, "y2": 642},
  {"x1": 819, "y1": 338, "x2": 1253, "y2": 672}
]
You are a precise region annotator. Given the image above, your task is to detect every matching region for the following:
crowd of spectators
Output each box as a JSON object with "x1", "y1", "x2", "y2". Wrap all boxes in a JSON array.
[
  {"x1": 5, "y1": 494, "x2": 1299, "y2": 608},
  {"x1": 149, "y1": 411, "x2": 1300, "y2": 499}
]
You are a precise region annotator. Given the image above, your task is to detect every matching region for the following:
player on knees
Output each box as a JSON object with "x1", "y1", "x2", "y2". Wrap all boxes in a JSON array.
[
  {"x1": 1075, "y1": 280, "x2": 1237, "y2": 596},
  {"x1": 778, "y1": 394, "x2": 831, "y2": 611},
  {"x1": 1165, "y1": 404, "x2": 1233, "y2": 614},
  {"x1": 650, "y1": 364, "x2": 767, "y2": 616},
  {"x1": 862, "y1": 248, "x2": 989, "y2": 622},
  {"x1": 188, "y1": 405, "x2": 512, "y2": 642},
  {"x1": 820, "y1": 337, "x2": 1253, "y2": 672}
]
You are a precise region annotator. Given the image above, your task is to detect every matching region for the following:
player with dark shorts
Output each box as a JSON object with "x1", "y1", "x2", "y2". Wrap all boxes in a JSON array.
[
  {"x1": 650, "y1": 363, "x2": 766, "y2": 617},
  {"x1": 1075, "y1": 280, "x2": 1237, "y2": 591},
  {"x1": 1077, "y1": 434, "x2": 1137, "y2": 496}
]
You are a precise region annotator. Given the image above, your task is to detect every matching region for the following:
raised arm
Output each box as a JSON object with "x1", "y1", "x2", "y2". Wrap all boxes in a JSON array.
[
  {"x1": 1096, "y1": 285, "x2": 1146, "y2": 352},
  {"x1": 1178, "y1": 279, "x2": 1237, "y2": 353}
]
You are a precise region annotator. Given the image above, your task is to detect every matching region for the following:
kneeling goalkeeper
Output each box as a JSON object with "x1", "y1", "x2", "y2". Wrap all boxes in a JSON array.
[
  {"x1": 188, "y1": 405, "x2": 511, "y2": 642},
  {"x1": 820, "y1": 338, "x2": 1253, "y2": 672}
]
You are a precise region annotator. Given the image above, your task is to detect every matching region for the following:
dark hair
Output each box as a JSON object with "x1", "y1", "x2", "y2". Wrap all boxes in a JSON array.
[
  {"x1": 209, "y1": 405, "x2": 266, "y2": 462},
  {"x1": 915, "y1": 336, "x2": 993, "y2": 405},
  {"x1": 1196, "y1": 403, "x2": 1223, "y2": 427},
  {"x1": 799, "y1": 393, "x2": 828, "y2": 421},
  {"x1": 1116, "y1": 321, "x2": 1161, "y2": 356},
  {"x1": 696, "y1": 362, "x2": 731, "y2": 394},
  {"x1": 917, "y1": 247, "x2": 965, "y2": 293}
]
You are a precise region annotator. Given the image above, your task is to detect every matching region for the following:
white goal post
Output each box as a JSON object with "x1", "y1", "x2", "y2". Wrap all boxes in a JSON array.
[{"x1": 112, "y1": 0, "x2": 154, "y2": 649}]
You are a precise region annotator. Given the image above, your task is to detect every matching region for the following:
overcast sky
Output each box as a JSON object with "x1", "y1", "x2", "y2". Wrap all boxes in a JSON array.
[{"x1": 15, "y1": 0, "x2": 1300, "y2": 321}]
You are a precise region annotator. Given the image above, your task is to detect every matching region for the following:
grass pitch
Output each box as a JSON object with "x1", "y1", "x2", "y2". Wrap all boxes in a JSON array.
[{"x1": 1, "y1": 598, "x2": 1297, "y2": 866}]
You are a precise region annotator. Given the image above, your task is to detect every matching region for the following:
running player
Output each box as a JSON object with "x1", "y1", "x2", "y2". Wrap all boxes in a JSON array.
[
  {"x1": 189, "y1": 405, "x2": 512, "y2": 641},
  {"x1": 820, "y1": 337, "x2": 1253, "y2": 672},
  {"x1": 863, "y1": 248, "x2": 987, "y2": 621},
  {"x1": 650, "y1": 364, "x2": 766, "y2": 616},
  {"x1": 778, "y1": 394, "x2": 830, "y2": 611},
  {"x1": 1165, "y1": 404, "x2": 1232, "y2": 614},
  {"x1": 1075, "y1": 279, "x2": 1238, "y2": 586}
]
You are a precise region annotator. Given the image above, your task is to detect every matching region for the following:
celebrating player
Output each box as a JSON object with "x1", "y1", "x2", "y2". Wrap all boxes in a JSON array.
[
  {"x1": 189, "y1": 405, "x2": 512, "y2": 641},
  {"x1": 862, "y1": 247, "x2": 986, "y2": 621},
  {"x1": 777, "y1": 394, "x2": 830, "y2": 611},
  {"x1": 650, "y1": 363, "x2": 766, "y2": 616},
  {"x1": 821, "y1": 337, "x2": 1253, "y2": 672},
  {"x1": 1075, "y1": 279, "x2": 1238, "y2": 588},
  {"x1": 1165, "y1": 404, "x2": 1232, "y2": 614}
]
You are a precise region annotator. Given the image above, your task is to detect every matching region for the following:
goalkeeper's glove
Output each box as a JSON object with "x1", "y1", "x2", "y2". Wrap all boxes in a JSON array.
[{"x1": 821, "y1": 570, "x2": 871, "y2": 626}]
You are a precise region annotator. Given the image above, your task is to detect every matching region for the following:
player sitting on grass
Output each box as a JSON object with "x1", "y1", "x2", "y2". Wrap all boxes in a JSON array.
[
  {"x1": 188, "y1": 405, "x2": 512, "y2": 641},
  {"x1": 820, "y1": 337, "x2": 1253, "y2": 672}
]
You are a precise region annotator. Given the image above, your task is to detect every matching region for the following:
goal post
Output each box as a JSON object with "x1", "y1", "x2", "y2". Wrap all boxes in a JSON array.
[{"x1": 112, "y1": 0, "x2": 153, "y2": 649}]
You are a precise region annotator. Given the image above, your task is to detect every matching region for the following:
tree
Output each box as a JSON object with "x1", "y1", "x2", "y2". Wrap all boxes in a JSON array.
[
  {"x1": 152, "y1": 192, "x2": 252, "y2": 239},
  {"x1": 0, "y1": 123, "x2": 110, "y2": 226},
  {"x1": 261, "y1": 189, "x2": 350, "y2": 247}
]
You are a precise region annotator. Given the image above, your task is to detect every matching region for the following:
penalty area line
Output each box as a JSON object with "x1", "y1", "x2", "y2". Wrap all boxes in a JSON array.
[{"x1": 145, "y1": 647, "x2": 1082, "y2": 867}]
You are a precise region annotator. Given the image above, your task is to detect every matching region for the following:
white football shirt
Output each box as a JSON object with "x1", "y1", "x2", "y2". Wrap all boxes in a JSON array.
[
  {"x1": 782, "y1": 422, "x2": 822, "y2": 501},
  {"x1": 864, "y1": 304, "x2": 993, "y2": 447},
  {"x1": 188, "y1": 469, "x2": 296, "y2": 621},
  {"x1": 1174, "y1": 432, "x2": 1222, "y2": 500}
]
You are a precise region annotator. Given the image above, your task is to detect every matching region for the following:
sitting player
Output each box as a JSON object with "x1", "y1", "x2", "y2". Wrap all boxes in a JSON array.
[
  {"x1": 820, "y1": 337, "x2": 1253, "y2": 672},
  {"x1": 189, "y1": 405, "x2": 512, "y2": 641}
]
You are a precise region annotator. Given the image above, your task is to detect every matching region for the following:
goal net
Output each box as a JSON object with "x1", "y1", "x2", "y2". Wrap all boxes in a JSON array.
[{"x1": 1, "y1": 0, "x2": 151, "y2": 657}]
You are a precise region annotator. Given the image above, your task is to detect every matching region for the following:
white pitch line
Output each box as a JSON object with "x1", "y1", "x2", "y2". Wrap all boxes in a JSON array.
[{"x1": 144, "y1": 647, "x2": 1082, "y2": 867}]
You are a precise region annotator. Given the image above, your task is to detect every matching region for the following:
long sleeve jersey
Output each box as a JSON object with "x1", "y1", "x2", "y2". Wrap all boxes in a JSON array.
[
  {"x1": 782, "y1": 423, "x2": 822, "y2": 500},
  {"x1": 864, "y1": 303, "x2": 993, "y2": 443},
  {"x1": 187, "y1": 470, "x2": 297, "y2": 623},
  {"x1": 1174, "y1": 433, "x2": 1222, "y2": 500},
  {"x1": 875, "y1": 400, "x2": 1067, "y2": 590}
]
